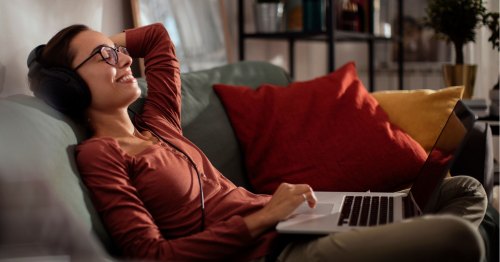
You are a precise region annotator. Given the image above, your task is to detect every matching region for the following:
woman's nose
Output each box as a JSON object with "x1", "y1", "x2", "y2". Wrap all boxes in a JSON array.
[{"x1": 117, "y1": 52, "x2": 132, "y2": 68}]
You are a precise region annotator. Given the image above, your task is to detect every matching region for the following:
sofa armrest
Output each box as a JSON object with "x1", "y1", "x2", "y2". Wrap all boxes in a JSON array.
[{"x1": 451, "y1": 122, "x2": 494, "y2": 200}]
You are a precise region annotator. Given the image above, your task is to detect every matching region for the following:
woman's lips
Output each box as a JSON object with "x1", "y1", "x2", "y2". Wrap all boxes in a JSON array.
[{"x1": 116, "y1": 73, "x2": 136, "y2": 83}]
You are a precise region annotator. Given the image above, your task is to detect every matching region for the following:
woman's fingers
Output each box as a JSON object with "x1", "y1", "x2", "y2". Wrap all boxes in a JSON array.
[
  {"x1": 302, "y1": 191, "x2": 317, "y2": 208},
  {"x1": 278, "y1": 183, "x2": 317, "y2": 208}
]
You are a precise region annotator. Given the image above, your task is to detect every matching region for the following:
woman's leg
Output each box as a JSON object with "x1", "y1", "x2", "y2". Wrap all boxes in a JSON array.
[
  {"x1": 277, "y1": 176, "x2": 487, "y2": 262},
  {"x1": 277, "y1": 215, "x2": 484, "y2": 262},
  {"x1": 426, "y1": 175, "x2": 487, "y2": 227}
]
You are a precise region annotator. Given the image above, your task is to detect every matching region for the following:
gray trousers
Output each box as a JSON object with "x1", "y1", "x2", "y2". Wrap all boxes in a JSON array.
[{"x1": 274, "y1": 176, "x2": 487, "y2": 262}]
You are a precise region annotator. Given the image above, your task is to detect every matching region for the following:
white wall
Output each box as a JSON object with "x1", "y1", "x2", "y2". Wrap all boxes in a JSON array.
[
  {"x1": 0, "y1": 0, "x2": 133, "y2": 97},
  {"x1": 101, "y1": 0, "x2": 135, "y2": 36}
]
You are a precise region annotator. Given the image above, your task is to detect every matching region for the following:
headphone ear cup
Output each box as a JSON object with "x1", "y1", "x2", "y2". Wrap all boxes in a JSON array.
[
  {"x1": 27, "y1": 45, "x2": 91, "y2": 117},
  {"x1": 36, "y1": 66, "x2": 91, "y2": 115}
]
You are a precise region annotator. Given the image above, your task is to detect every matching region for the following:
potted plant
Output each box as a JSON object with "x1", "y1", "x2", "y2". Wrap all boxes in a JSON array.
[
  {"x1": 254, "y1": 0, "x2": 284, "y2": 33},
  {"x1": 424, "y1": 0, "x2": 493, "y2": 98},
  {"x1": 483, "y1": 11, "x2": 499, "y2": 116},
  {"x1": 483, "y1": 12, "x2": 499, "y2": 51}
]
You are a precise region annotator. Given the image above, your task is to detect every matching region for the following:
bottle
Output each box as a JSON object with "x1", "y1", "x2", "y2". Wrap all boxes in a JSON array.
[
  {"x1": 286, "y1": 0, "x2": 303, "y2": 32},
  {"x1": 341, "y1": 0, "x2": 359, "y2": 31},
  {"x1": 303, "y1": 0, "x2": 323, "y2": 32}
]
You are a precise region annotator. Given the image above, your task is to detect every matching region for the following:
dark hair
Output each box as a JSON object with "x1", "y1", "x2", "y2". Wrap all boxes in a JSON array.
[{"x1": 41, "y1": 24, "x2": 90, "y2": 68}]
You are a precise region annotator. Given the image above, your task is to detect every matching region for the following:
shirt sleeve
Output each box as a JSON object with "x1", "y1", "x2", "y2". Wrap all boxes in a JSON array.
[
  {"x1": 75, "y1": 140, "x2": 257, "y2": 261},
  {"x1": 125, "y1": 23, "x2": 182, "y2": 132}
]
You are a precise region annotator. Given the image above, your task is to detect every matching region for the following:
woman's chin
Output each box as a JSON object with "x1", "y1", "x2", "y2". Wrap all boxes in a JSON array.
[{"x1": 128, "y1": 85, "x2": 142, "y2": 102}]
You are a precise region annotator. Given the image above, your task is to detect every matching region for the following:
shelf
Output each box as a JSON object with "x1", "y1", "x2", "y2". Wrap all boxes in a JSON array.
[
  {"x1": 335, "y1": 31, "x2": 385, "y2": 41},
  {"x1": 242, "y1": 31, "x2": 328, "y2": 41},
  {"x1": 243, "y1": 30, "x2": 395, "y2": 42},
  {"x1": 238, "y1": 0, "x2": 404, "y2": 91}
]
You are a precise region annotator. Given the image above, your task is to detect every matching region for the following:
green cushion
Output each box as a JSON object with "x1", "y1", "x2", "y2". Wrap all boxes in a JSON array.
[{"x1": 0, "y1": 95, "x2": 114, "y2": 253}]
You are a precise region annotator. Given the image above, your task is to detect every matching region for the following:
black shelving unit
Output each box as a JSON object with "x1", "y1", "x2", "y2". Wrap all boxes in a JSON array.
[{"x1": 238, "y1": 0, "x2": 404, "y2": 91}]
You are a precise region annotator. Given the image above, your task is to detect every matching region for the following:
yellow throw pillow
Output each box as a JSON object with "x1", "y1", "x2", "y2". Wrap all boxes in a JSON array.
[{"x1": 372, "y1": 86, "x2": 464, "y2": 152}]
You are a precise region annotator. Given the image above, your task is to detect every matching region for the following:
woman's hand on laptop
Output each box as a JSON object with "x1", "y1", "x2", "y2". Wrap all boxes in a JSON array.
[{"x1": 243, "y1": 183, "x2": 317, "y2": 237}]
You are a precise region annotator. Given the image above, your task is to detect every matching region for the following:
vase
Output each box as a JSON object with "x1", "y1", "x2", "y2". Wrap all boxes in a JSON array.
[
  {"x1": 442, "y1": 64, "x2": 477, "y2": 99},
  {"x1": 254, "y1": 3, "x2": 284, "y2": 33}
]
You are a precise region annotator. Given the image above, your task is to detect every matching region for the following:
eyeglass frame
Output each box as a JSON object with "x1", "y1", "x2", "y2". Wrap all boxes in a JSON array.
[{"x1": 74, "y1": 44, "x2": 129, "y2": 71}]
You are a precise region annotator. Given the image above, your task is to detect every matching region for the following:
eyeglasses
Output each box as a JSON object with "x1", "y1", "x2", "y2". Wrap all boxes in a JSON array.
[{"x1": 74, "y1": 45, "x2": 129, "y2": 71}]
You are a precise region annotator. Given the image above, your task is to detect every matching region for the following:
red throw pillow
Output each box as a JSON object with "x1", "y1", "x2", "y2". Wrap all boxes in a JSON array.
[{"x1": 213, "y1": 63, "x2": 427, "y2": 194}]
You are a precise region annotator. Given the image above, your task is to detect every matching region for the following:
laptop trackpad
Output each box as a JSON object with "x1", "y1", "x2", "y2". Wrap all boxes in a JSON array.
[{"x1": 291, "y1": 202, "x2": 334, "y2": 216}]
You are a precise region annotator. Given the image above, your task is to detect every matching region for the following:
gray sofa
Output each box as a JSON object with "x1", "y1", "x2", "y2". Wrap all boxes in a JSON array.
[{"x1": 0, "y1": 61, "x2": 497, "y2": 261}]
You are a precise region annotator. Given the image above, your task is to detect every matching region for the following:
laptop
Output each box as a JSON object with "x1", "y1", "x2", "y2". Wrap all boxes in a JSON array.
[{"x1": 276, "y1": 100, "x2": 476, "y2": 234}]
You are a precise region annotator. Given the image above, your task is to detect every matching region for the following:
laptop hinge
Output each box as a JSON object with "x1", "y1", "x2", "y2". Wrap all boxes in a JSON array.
[{"x1": 403, "y1": 192, "x2": 423, "y2": 218}]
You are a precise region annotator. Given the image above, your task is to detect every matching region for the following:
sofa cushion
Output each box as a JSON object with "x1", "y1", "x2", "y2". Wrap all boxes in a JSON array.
[
  {"x1": 0, "y1": 95, "x2": 115, "y2": 254},
  {"x1": 372, "y1": 86, "x2": 464, "y2": 152},
  {"x1": 213, "y1": 62, "x2": 428, "y2": 194}
]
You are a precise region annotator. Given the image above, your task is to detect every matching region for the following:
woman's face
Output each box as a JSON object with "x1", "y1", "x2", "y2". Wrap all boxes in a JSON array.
[{"x1": 70, "y1": 30, "x2": 140, "y2": 114}]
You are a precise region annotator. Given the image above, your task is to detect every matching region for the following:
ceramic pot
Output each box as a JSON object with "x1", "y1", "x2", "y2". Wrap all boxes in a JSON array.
[
  {"x1": 442, "y1": 64, "x2": 477, "y2": 99},
  {"x1": 254, "y1": 3, "x2": 284, "y2": 33}
]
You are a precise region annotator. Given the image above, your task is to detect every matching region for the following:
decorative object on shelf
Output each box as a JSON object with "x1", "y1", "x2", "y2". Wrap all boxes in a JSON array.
[
  {"x1": 425, "y1": 0, "x2": 496, "y2": 98},
  {"x1": 393, "y1": 16, "x2": 447, "y2": 63},
  {"x1": 254, "y1": 0, "x2": 284, "y2": 33},
  {"x1": 372, "y1": 0, "x2": 381, "y2": 35},
  {"x1": 338, "y1": 0, "x2": 368, "y2": 32},
  {"x1": 371, "y1": 0, "x2": 392, "y2": 37},
  {"x1": 285, "y1": 0, "x2": 303, "y2": 31},
  {"x1": 302, "y1": 0, "x2": 324, "y2": 32},
  {"x1": 339, "y1": 0, "x2": 360, "y2": 31}
]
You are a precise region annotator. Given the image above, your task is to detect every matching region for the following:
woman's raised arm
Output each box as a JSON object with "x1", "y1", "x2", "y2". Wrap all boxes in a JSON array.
[
  {"x1": 124, "y1": 23, "x2": 182, "y2": 132},
  {"x1": 109, "y1": 32, "x2": 126, "y2": 47}
]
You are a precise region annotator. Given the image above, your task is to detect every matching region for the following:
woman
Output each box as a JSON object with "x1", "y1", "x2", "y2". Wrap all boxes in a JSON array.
[{"x1": 28, "y1": 23, "x2": 487, "y2": 261}]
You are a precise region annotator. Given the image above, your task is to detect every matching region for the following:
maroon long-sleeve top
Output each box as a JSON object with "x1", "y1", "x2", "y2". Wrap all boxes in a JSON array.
[{"x1": 76, "y1": 23, "x2": 277, "y2": 261}]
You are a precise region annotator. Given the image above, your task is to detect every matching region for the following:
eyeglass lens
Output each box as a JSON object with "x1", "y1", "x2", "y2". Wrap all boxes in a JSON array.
[{"x1": 100, "y1": 46, "x2": 129, "y2": 66}]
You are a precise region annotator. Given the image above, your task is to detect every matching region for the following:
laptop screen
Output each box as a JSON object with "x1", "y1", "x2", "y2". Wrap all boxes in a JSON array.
[{"x1": 409, "y1": 100, "x2": 476, "y2": 212}]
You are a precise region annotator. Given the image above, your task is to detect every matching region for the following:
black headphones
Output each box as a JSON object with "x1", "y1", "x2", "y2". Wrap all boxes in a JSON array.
[{"x1": 27, "y1": 44, "x2": 91, "y2": 117}]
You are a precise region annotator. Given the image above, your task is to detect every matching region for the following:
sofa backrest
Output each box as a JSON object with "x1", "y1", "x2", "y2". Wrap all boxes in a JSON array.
[
  {"x1": 132, "y1": 61, "x2": 291, "y2": 188},
  {"x1": 0, "y1": 61, "x2": 291, "y2": 256}
]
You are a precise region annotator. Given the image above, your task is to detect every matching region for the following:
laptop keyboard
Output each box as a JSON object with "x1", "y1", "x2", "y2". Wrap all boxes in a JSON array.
[{"x1": 338, "y1": 196, "x2": 394, "y2": 226}]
